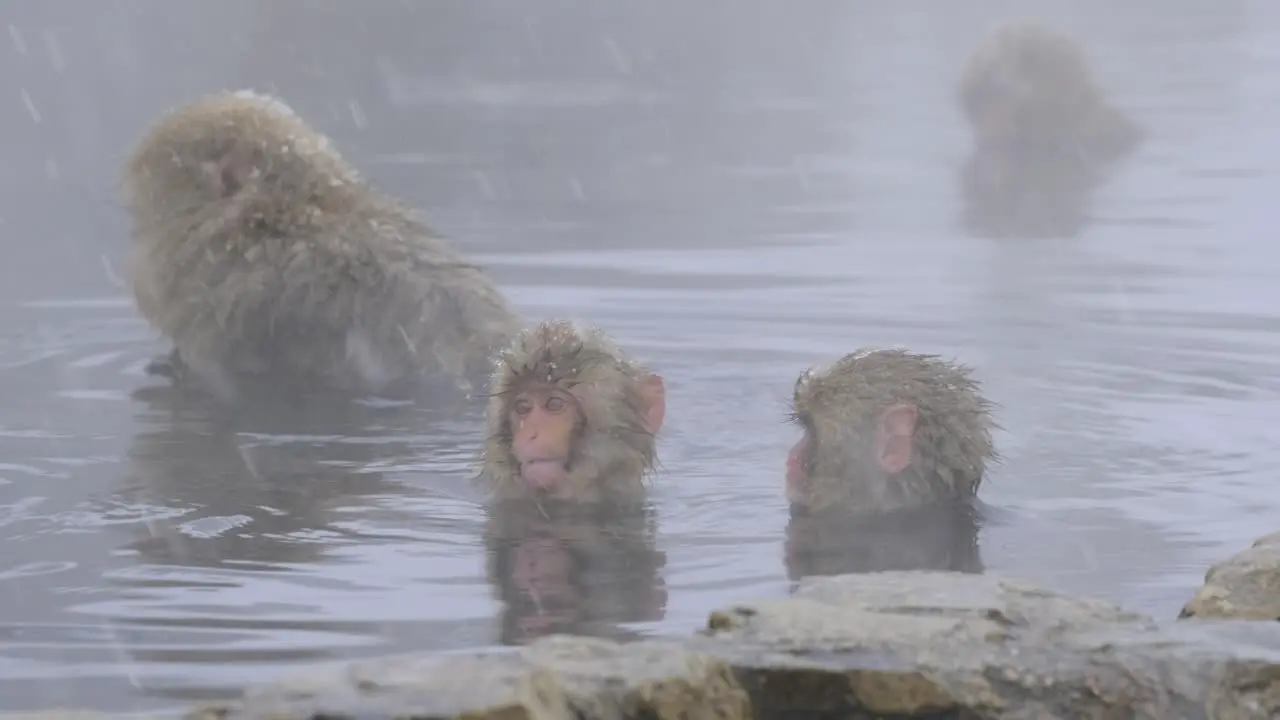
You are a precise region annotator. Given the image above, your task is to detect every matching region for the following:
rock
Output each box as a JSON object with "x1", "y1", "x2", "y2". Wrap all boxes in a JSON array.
[
  {"x1": 1181, "y1": 532, "x2": 1280, "y2": 621},
  {"x1": 191, "y1": 636, "x2": 750, "y2": 720},
  {"x1": 697, "y1": 571, "x2": 1280, "y2": 719},
  {"x1": 173, "y1": 571, "x2": 1280, "y2": 719},
  {"x1": 0, "y1": 714, "x2": 166, "y2": 720}
]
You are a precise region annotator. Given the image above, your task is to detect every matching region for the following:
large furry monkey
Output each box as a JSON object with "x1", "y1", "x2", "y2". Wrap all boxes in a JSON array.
[
  {"x1": 785, "y1": 348, "x2": 998, "y2": 515},
  {"x1": 958, "y1": 23, "x2": 1144, "y2": 238},
  {"x1": 480, "y1": 320, "x2": 667, "y2": 504},
  {"x1": 121, "y1": 90, "x2": 520, "y2": 403}
]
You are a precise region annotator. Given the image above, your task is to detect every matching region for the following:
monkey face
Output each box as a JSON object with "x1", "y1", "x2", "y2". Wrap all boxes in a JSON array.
[
  {"x1": 785, "y1": 418, "x2": 817, "y2": 506},
  {"x1": 788, "y1": 365, "x2": 922, "y2": 512},
  {"x1": 508, "y1": 384, "x2": 583, "y2": 493},
  {"x1": 482, "y1": 321, "x2": 667, "y2": 505},
  {"x1": 965, "y1": 68, "x2": 1043, "y2": 154},
  {"x1": 973, "y1": 96, "x2": 1022, "y2": 150}
]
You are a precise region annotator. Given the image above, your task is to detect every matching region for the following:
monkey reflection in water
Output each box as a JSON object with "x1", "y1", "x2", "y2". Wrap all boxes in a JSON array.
[
  {"x1": 783, "y1": 348, "x2": 998, "y2": 579},
  {"x1": 478, "y1": 320, "x2": 669, "y2": 642},
  {"x1": 121, "y1": 90, "x2": 520, "y2": 406},
  {"x1": 484, "y1": 501, "x2": 668, "y2": 645},
  {"x1": 958, "y1": 23, "x2": 1144, "y2": 239},
  {"x1": 122, "y1": 386, "x2": 423, "y2": 569}
]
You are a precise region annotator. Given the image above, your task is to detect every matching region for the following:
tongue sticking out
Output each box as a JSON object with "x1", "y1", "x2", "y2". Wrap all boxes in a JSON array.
[{"x1": 521, "y1": 459, "x2": 567, "y2": 490}]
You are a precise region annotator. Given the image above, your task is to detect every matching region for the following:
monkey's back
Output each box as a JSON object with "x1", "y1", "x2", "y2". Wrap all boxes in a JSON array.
[
  {"x1": 123, "y1": 90, "x2": 520, "y2": 397},
  {"x1": 129, "y1": 192, "x2": 519, "y2": 396},
  {"x1": 960, "y1": 23, "x2": 1143, "y2": 165}
]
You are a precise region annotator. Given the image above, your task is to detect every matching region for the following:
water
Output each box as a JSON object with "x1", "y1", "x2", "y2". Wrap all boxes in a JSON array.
[{"x1": 1, "y1": 0, "x2": 1278, "y2": 711}]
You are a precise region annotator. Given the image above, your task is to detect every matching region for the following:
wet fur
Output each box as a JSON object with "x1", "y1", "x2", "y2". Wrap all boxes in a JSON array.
[
  {"x1": 960, "y1": 23, "x2": 1143, "y2": 164},
  {"x1": 958, "y1": 24, "x2": 1144, "y2": 238},
  {"x1": 791, "y1": 348, "x2": 998, "y2": 514},
  {"x1": 122, "y1": 90, "x2": 519, "y2": 401},
  {"x1": 481, "y1": 321, "x2": 660, "y2": 503}
]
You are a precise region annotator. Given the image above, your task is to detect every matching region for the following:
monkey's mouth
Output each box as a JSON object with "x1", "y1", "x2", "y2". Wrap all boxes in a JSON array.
[{"x1": 519, "y1": 458, "x2": 570, "y2": 489}]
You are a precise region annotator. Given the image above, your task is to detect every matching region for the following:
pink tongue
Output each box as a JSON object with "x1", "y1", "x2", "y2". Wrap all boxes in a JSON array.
[{"x1": 521, "y1": 460, "x2": 564, "y2": 490}]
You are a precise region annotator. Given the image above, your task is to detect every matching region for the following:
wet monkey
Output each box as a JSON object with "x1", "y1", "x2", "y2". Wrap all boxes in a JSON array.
[
  {"x1": 958, "y1": 23, "x2": 1143, "y2": 238},
  {"x1": 786, "y1": 348, "x2": 998, "y2": 515},
  {"x1": 480, "y1": 321, "x2": 666, "y2": 504},
  {"x1": 960, "y1": 23, "x2": 1142, "y2": 166},
  {"x1": 121, "y1": 90, "x2": 520, "y2": 403}
]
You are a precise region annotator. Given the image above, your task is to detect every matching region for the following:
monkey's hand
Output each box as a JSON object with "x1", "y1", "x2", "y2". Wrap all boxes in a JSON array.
[{"x1": 145, "y1": 348, "x2": 187, "y2": 381}]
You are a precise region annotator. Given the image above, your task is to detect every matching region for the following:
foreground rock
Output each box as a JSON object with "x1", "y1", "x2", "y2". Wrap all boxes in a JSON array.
[
  {"x1": 190, "y1": 637, "x2": 748, "y2": 720},
  {"x1": 1181, "y1": 531, "x2": 1280, "y2": 621},
  {"x1": 705, "y1": 573, "x2": 1280, "y2": 718},
  {"x1": 189, "y1": 571, "x2": 1280, "y2": 720}
]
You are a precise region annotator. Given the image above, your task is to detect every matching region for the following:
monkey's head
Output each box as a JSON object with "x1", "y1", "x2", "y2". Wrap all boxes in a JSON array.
[
  {"x1": 960, "y1": 23, "x2": 1114, "y2": 154},
  {"x1": 122, "y1": 90, "x2": 363, "y2": 237},
  {"x1": 786, "y1": 348, "x2": 997, "y2": 515},
  {"x1": 482, "y1": 321, "x2": 666, "y2": 504}
]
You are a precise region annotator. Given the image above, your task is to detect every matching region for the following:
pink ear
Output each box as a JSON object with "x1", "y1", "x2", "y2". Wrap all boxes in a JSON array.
[
  {"x1": 637, "y1": 374, "x2": 666, "y2": 434},
  {"x1": 876, "y1": 403, "x2": 919, "y2": 475}
]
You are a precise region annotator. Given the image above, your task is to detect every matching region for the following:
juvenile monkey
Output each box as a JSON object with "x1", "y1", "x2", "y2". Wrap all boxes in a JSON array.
[
  {"x1": 958, "y1": 23, "x2": 1143, "y2": 238},
  {"x1": 786, "y1": 348, "x2": 998, "y2": 515},
  {"x1": 481, "y1": 320, "x2": 666, "y2": 504},
  {"x1": 121, "y1": 90, "x2": 520, "y2": 402}
]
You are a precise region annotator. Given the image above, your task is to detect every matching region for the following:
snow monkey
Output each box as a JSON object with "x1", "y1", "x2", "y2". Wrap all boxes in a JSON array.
[
  {"x1": 121, "y1": 90, "x2": 520, "y2": 403},
  {"x1": 959, "y1": 23, "x2": 1143, "y2": 237},
  {"x1": 786, "y1": 348, "x2": 998, "y2": 515},
  {"x1": 481, "y1": 321, "x2": 667, "y2": 504}
]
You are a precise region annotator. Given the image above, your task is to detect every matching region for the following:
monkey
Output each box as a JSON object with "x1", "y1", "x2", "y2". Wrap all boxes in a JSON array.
[
  {"x1": 786, "y1": 348, "x2": 998, "y2": 516},
  {"x1": 121, "y1": 90, "x2": 521, "y2": 404},
  {"x1": 958, "y1": 23, "x2": 1144, "y2": 238},
  {"x1": 480, "y1": 320, "x2": 667, "y2": 504},
  {"x1": 484, "y1": 499, "x2": 668, "y2": 645}
]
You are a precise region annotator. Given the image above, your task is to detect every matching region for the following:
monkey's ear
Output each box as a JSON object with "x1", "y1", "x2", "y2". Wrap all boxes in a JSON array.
[
  {"x1": 637, "y1": 374, "x2": 666, "y2": 434},
  {"x1": 876, "y1": 403, "x2": 919, "y2": 475}
]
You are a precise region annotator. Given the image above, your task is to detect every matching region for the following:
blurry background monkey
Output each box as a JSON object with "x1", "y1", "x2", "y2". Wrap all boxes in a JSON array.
[
  {"x1": 480, "y1": 320, "x2": 666, "y2": 505},
  {"x1": 121, "y1": 90, "x2": 521, "y2": 405},
  {"x1": 957, "y1": 23, "x2": 1144, "y2": 239},
  {"x1": 785, "y1": 348, "x2": 998, "y2": 515},
  {"x1": 483, "y1": 500, "x2": 668, "y2": 646}
]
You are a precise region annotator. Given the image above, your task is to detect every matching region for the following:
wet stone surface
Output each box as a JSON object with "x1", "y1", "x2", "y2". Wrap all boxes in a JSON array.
[
  {"x1": 1180, "y1": 531, "x2": 1280, "y2": 622},
  {"x1": 166, "y1": 568, "x2": 1280, "y2": 720}
]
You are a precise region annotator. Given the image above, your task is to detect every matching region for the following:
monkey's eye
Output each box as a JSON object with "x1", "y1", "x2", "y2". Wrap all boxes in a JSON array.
[
  {"x1": 513, "y1": 398, "x2": 533, "y2": 416},
  {"x1": 545, "y1": 395, "x2": 567, "y2": 413}
]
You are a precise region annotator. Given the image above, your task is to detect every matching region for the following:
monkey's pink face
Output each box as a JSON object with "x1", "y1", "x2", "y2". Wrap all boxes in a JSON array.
[
  {"x1": 784, "y1": 402, "x2": 919, "y2": 510},
  {"x1": 509, "y1": 386, "x2": 582, "y2": 492},
  {"x1": 968, "y1": 73, "x2": 1032, "y2": 152},
  {"x1": 974, "y1": 98, "x2": 1022, "y2": 150},
  {"x1": 786, "y1": 432, "x2": 813, "y2": 505}
]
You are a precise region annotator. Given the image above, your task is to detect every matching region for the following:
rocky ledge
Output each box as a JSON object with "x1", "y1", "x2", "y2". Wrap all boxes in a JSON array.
[
  {"x1": 1181, "y1": 531, "x2": 1280, "y2": 622},
  {"x1": 175, "y1": 566, "x2": 1280, "y2": 720}
]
